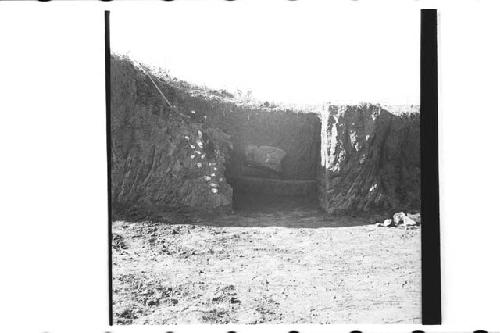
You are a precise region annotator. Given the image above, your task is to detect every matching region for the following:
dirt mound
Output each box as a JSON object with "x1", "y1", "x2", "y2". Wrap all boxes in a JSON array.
[{"x1": 244, "y1": 145, "x2": 286, "y2": 173}]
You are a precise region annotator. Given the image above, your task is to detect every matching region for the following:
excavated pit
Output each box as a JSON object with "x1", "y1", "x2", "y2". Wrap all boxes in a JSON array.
[
  {"x1": 110, "y1": 55, "x2": 420, "y2": 219},
  {"x1": 222, "y1": 111, "x2": 322, "y2": 212}
]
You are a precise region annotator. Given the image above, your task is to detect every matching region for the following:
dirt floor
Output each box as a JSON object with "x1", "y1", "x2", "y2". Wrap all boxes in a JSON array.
[{"x1": 112, "y1": 204, "x2": 421, "y2": 324}]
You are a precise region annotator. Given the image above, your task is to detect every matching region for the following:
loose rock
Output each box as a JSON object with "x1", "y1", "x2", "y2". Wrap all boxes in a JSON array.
[
  {"x1": 407, "y1": 212, "x2": 421, "y2": 225},
  {"x1": 383, "y1": 219, "x2": 393, "y2": 227},
  {"x1": 392, "y1": 212, "x2": 406, "y2": 226}
]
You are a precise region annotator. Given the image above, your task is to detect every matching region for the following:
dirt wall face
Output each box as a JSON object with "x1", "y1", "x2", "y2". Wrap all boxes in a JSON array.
[
  {"x1": 110, "y1": 57, "x2": 233, "y2": 218},
  {"x1": 110, "y1": 56, "x2": 321, "y2": 219},
  {"x1": 319, "y1": 104, "x2": 421, "y2": 214}
]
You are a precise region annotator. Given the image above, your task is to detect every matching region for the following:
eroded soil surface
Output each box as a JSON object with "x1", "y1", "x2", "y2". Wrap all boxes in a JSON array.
[{"x1": 112, "y1": 208, "x2": 420, "y2": 324}]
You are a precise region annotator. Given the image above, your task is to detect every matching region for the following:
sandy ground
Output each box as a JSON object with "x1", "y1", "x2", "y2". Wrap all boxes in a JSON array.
[{"x1": 112, "y1": 208, "x2": 421, "y2": 324}]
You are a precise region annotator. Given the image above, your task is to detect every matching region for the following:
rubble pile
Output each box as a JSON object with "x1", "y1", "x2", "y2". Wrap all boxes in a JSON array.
[{"x1": 376, "y1": 212, "x2": 421, "y2": 228}]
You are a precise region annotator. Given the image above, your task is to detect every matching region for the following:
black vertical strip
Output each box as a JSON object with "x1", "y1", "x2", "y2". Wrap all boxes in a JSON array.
[
  {"x1": 421, "y1": 9, "x2": 441, "y2": 325},
  {"x1": 105, "y1": 10, "x2": 113, "y2": 326}
]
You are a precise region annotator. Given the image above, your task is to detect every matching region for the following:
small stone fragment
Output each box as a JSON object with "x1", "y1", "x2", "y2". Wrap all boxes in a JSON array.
[
  {"x1": 393, "y1": 212, "x2": 406, "y2": 226},
  {"x1": 402, "y1": 215, "x2": 417, "y2": 226},
  {"x1": 407, "y1": 212, "x2": 421, "y2": 225},
  {"x1": 383, "y1": 219, "x2": 393, "y2": 227}
]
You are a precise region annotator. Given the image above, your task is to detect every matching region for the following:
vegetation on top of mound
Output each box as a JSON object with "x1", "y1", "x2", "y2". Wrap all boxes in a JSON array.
[
  {"x1": 112, "y1": 54, "x2": 305, "y2": 115},
  {"x1": 113, "y1": 53, "x2": 418, "y2": 117}
]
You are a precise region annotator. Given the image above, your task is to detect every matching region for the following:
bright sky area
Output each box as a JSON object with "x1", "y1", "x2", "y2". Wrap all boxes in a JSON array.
[{"x1": 111, "y1": 3, "x2": 419, "y2": 106}]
